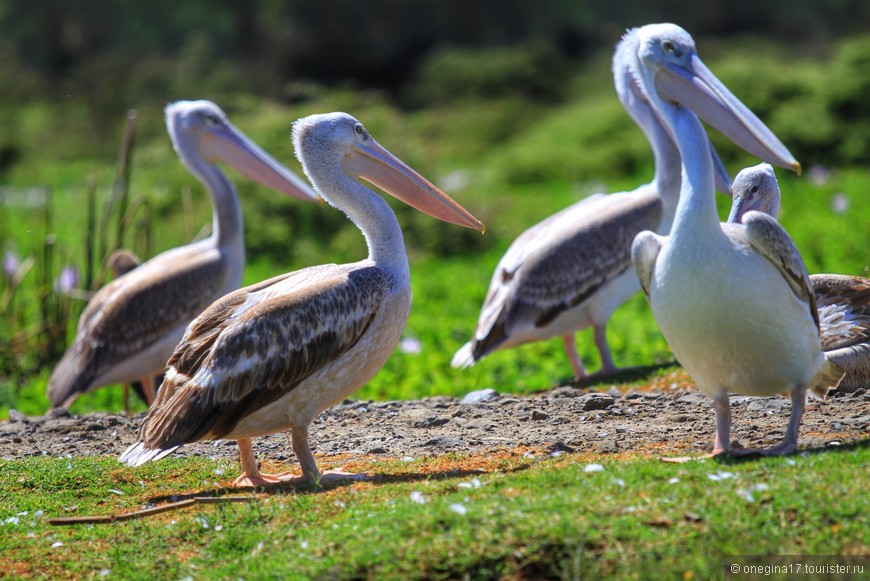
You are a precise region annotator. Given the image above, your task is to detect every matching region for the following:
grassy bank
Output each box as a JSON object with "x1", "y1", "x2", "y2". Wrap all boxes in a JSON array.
[{"x1": 1, "y1": 444, "x2": 867, "y2": 579}]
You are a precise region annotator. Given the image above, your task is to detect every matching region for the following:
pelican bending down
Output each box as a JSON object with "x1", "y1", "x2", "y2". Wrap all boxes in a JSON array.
[
  {"x1": 728, "y1": 163, "x2": 870, "y2": 392},
  {"x1": 47, "y1": 100, "x2": 318, "y2": 409},
  {"x1": 453, "y1": 25, "x2": 772, "y2": 380},
  {"x1": 120, "y1": 113, "x2": 484, "y2": 487},
  {"x1": 629, "y1": 24, "x2": 844, "y2": 460}
]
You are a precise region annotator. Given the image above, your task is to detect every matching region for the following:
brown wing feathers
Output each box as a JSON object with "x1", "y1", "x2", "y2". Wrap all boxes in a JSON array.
[{"x1": 137, "y1": 266, "x2": 385, "y2": 449}]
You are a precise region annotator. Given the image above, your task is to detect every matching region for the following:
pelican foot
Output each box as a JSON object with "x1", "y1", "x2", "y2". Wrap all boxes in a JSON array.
[
  {"x1": 232, "y1": 472, "x2": 284, "y2": 488},
  {"x1": 728, "y1": 441, "x2": 797, "y2": 458},
  {"x1": 270, "y1": 469, "x2": 365, "y2": 486}
]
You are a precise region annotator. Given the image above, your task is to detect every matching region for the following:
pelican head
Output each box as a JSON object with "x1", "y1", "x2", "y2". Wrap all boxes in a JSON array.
[
  {"x1": 292, "y1": 112, "x2": 484, "y2": 232},
  {"x1": 726, "y1": 162, "x2": 780, "y2": 223},
  {"x1": 166, "y1": 100, "x2": 318, "y2": 202},
  {"x1": 624, "y1": 24, "x2": 801, "y2": 175}
]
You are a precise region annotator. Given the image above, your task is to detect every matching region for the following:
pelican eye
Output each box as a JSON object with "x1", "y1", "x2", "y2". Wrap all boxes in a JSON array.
[
  {"x1": 662, "y1": 40, "x2": 682, "y2": 57},
  {"x1": 750, "y1": 185, "x2": 759, "y2": 194},
  {"x1": 354, "y1": 123, "x2": 365, "y2": 136},
  {"x1": 203, "y1": 113, "x2": 222, "y2": 126}
]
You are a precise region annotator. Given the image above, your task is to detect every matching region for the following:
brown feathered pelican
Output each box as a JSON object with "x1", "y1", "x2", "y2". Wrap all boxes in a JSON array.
[
  {"x1": 630, "y1": 25, "x2": 844, "y2": 461},
  {"x1": 728, "y1": 163, "x2": 870, "y2": 392},
  {"x1": 120, "y1": 113, "x2": 484, "y2": 487},
  {"x1": 451, "y1": 21, "x2": 793, "y2": 380},
  {"x1": 105, "y1": 249, "x2": 149, "y2": 413},
  {"x1": 48, "y1": 100, "x2": 318, "y2": 409}
]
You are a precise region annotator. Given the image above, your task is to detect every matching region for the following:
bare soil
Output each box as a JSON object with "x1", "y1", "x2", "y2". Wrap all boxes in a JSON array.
[{"x1": 2, "y1": 370, "x2": 868, "y2": 466}]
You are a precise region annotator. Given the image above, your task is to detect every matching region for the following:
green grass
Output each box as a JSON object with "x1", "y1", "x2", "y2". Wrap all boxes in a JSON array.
[{"x1": 1, "y1": 445, "x2": 867, "y2": 579}]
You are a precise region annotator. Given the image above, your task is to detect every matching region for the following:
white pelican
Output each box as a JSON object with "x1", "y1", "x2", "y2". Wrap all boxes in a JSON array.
[
  {"x1": 120, "y1": 113, "x2": 484, "y2": 487},
  {"x1": 452, "y1": 27, "x2": 770, "y2": 380},
  {"x1": 48, "y1": 100, "x2": 318, "y2": 409},
  {"x1": 629, "y1": 24, "x2": 844, "y2": 460},
  {"x1": 728, "y1": 163, "x2": 870, "y2": 393}
]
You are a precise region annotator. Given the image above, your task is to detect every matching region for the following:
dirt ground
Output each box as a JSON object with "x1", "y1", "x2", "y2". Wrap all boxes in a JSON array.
[{"x1": 2, "y1": 369, "x2": 868, "y2": 467}]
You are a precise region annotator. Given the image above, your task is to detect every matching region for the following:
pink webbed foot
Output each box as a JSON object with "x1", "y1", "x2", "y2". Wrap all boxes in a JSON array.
[{"x1": 231, "y1": 472, "x2": 284, "y2": 488}]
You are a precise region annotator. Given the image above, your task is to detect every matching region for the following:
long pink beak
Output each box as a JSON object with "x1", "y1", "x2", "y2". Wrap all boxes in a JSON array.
[
  {"x1": 201, "y1": 123, "x2": 319, "y2": 202},
  {"x1": 656, "y1": 53, "x2": 801, "y2": 175},
  {"x1": 343, "y1": 138, "x2": 484, "y2": 232}
]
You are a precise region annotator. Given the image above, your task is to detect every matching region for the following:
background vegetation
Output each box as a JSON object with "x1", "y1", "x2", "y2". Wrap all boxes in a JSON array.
[{"x1": 1, "y1": 1, "x2": 870, "y2": 416}]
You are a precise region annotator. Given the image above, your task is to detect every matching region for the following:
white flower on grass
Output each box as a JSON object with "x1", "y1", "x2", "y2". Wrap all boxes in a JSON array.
[
  {"x1": 612, "y1": 478, "x2": 625, "y2": 488},
  {"x1": 707, "y1": 470, "x2": 735, "y2": 481},
  {"x1": 300, "y1": 540, "x2": 309, "y2": 549},
  {"x1": 398, "y1": 336, "x2": 422, "y2": 355},
  {"x1": 449, "y1": 503, "x2": 467, "y2": 515},
  {"x1": 584, "y1": 463, "x2": 604, "y2": 473},
  {"x1": 736, "y1": 483, "x2": 770, "y2": 503},
  {"x1": 668, "y1": 477, "x2": 680, "y2": 484},
  {"x1": 458, "y1": 477, "x2": 481, "y2": 489},
  {"x1": 410, "y1": 491, "x2": 427, "y2": 504},
  {"x1": 5, "y1": 517, "x2": 19, "y2": 525}
]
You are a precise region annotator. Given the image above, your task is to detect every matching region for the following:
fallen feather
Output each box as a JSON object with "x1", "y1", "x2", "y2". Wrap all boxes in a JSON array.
[
  {"x1": 449, "y1": 503, "x2": 467, "y2": 515},
  {"x1": 410, "y1": 491, "x2": 427, "y2": 505},
  {"x1": 584, "y1": 463, "x2": 605, "y2": 473},
  {"x1": 707, "y1": 470, "x2": 735, "y2": 481}
]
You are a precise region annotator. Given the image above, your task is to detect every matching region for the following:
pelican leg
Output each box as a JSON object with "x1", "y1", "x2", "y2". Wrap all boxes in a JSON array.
[
  {"x1": 123, "y1": 383, "x2": 131, "y2": 416},
  {"x1": 662, "y1": 390, "x2": 730, "y2": 463},
  {"x1": 562, "y1": 334, "x2": 587, "y2": 380},
  {"x1": 141, "y1": 375, "x2": 156, "y2": 406},
  {"x1": 731, "y1": 385, "x2": 805, "y2": 457},
  {"x1": 275, "y1": 425, "x2": 363, "y2": 485},
  {"x1": 592, "y1": 324, "x2": 619, "y2": 375},
  {"x1": 232, "y1": 438, "x2": 283, "y2": 487}
]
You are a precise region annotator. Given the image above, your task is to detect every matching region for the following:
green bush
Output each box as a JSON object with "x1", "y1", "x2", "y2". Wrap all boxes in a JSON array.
[{"x1": 404, "y1": 41, "x2": 571, "y2": 107}]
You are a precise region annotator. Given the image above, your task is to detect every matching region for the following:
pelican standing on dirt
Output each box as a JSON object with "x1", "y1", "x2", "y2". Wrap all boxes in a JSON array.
[
  {"x1": 452, "y1": 27, "x2": 764, "y2": 379},
  {"x1": 48, "y1": 100, "x2": 318, "y2": 409},
  {"x1": 728, "y1": 163, "x2": 870, "y2": 392},
  {"x1": 629, "y1": 24, "x2": 844, "y2": 460},
  {"x1": 121, "y1": 113, "x2": 484, "y2": 487}
]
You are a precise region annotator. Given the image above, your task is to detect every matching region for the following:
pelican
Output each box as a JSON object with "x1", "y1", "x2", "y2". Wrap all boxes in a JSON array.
[
  {"x1": 104, "y1": 249, "x2": 151, "y2": 413},
  {"x1": 120, "y1": 113, "x2": 484, "y2": 487},
  {"x1": 629, "y1": 24, "x2": 844, "y2": 460},
  {"x1": 728, "y1": 163, "x2": 870, "y2": 392},
  {"x1": 452, "y1": 28, "x2": 744, "y2": 380},
  {"x1": 48, "y1": 100, "x2": 318, "y2": 410}
]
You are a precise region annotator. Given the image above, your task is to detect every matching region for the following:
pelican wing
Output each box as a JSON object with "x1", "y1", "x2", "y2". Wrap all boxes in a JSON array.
[
  {"x1": 741, "y1": 210, "x2": 820, "y2": 329},
  {"x1": 471, "y1": 192, "x2": 662, "y2": 355},
  {"x1": 135, "y1": 263, "x2": 387, "y2": 449},
  {"x1": 47, "y1": 248, "x2": 229, "y2": 405},
  {"x1": 631, "y1": 231, "x2": 666, "y2": 298},
  {"x1": 811, "y1": 274, "x2": 870, "y2": 351}
]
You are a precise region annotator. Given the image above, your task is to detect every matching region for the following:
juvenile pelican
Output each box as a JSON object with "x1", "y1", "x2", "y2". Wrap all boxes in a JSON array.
[
  {"x1": 120, "y1": 113, "x2": 484, "y2": 487},
  {"x1": 48, "y1": 100, "x2": 318, "y2": 409},
  {"x1": 104, "y1": 249, "x2": 150, "y2": 413},
  {"x1": 728, "y1": 163, "x2": 870, "y2": 392},
  {"x1": 452, "y1": 26, "x2": 770, "y2": 379},
  {"x1": 630, "y1": 24, "x2": 844, "y2": 460}
]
